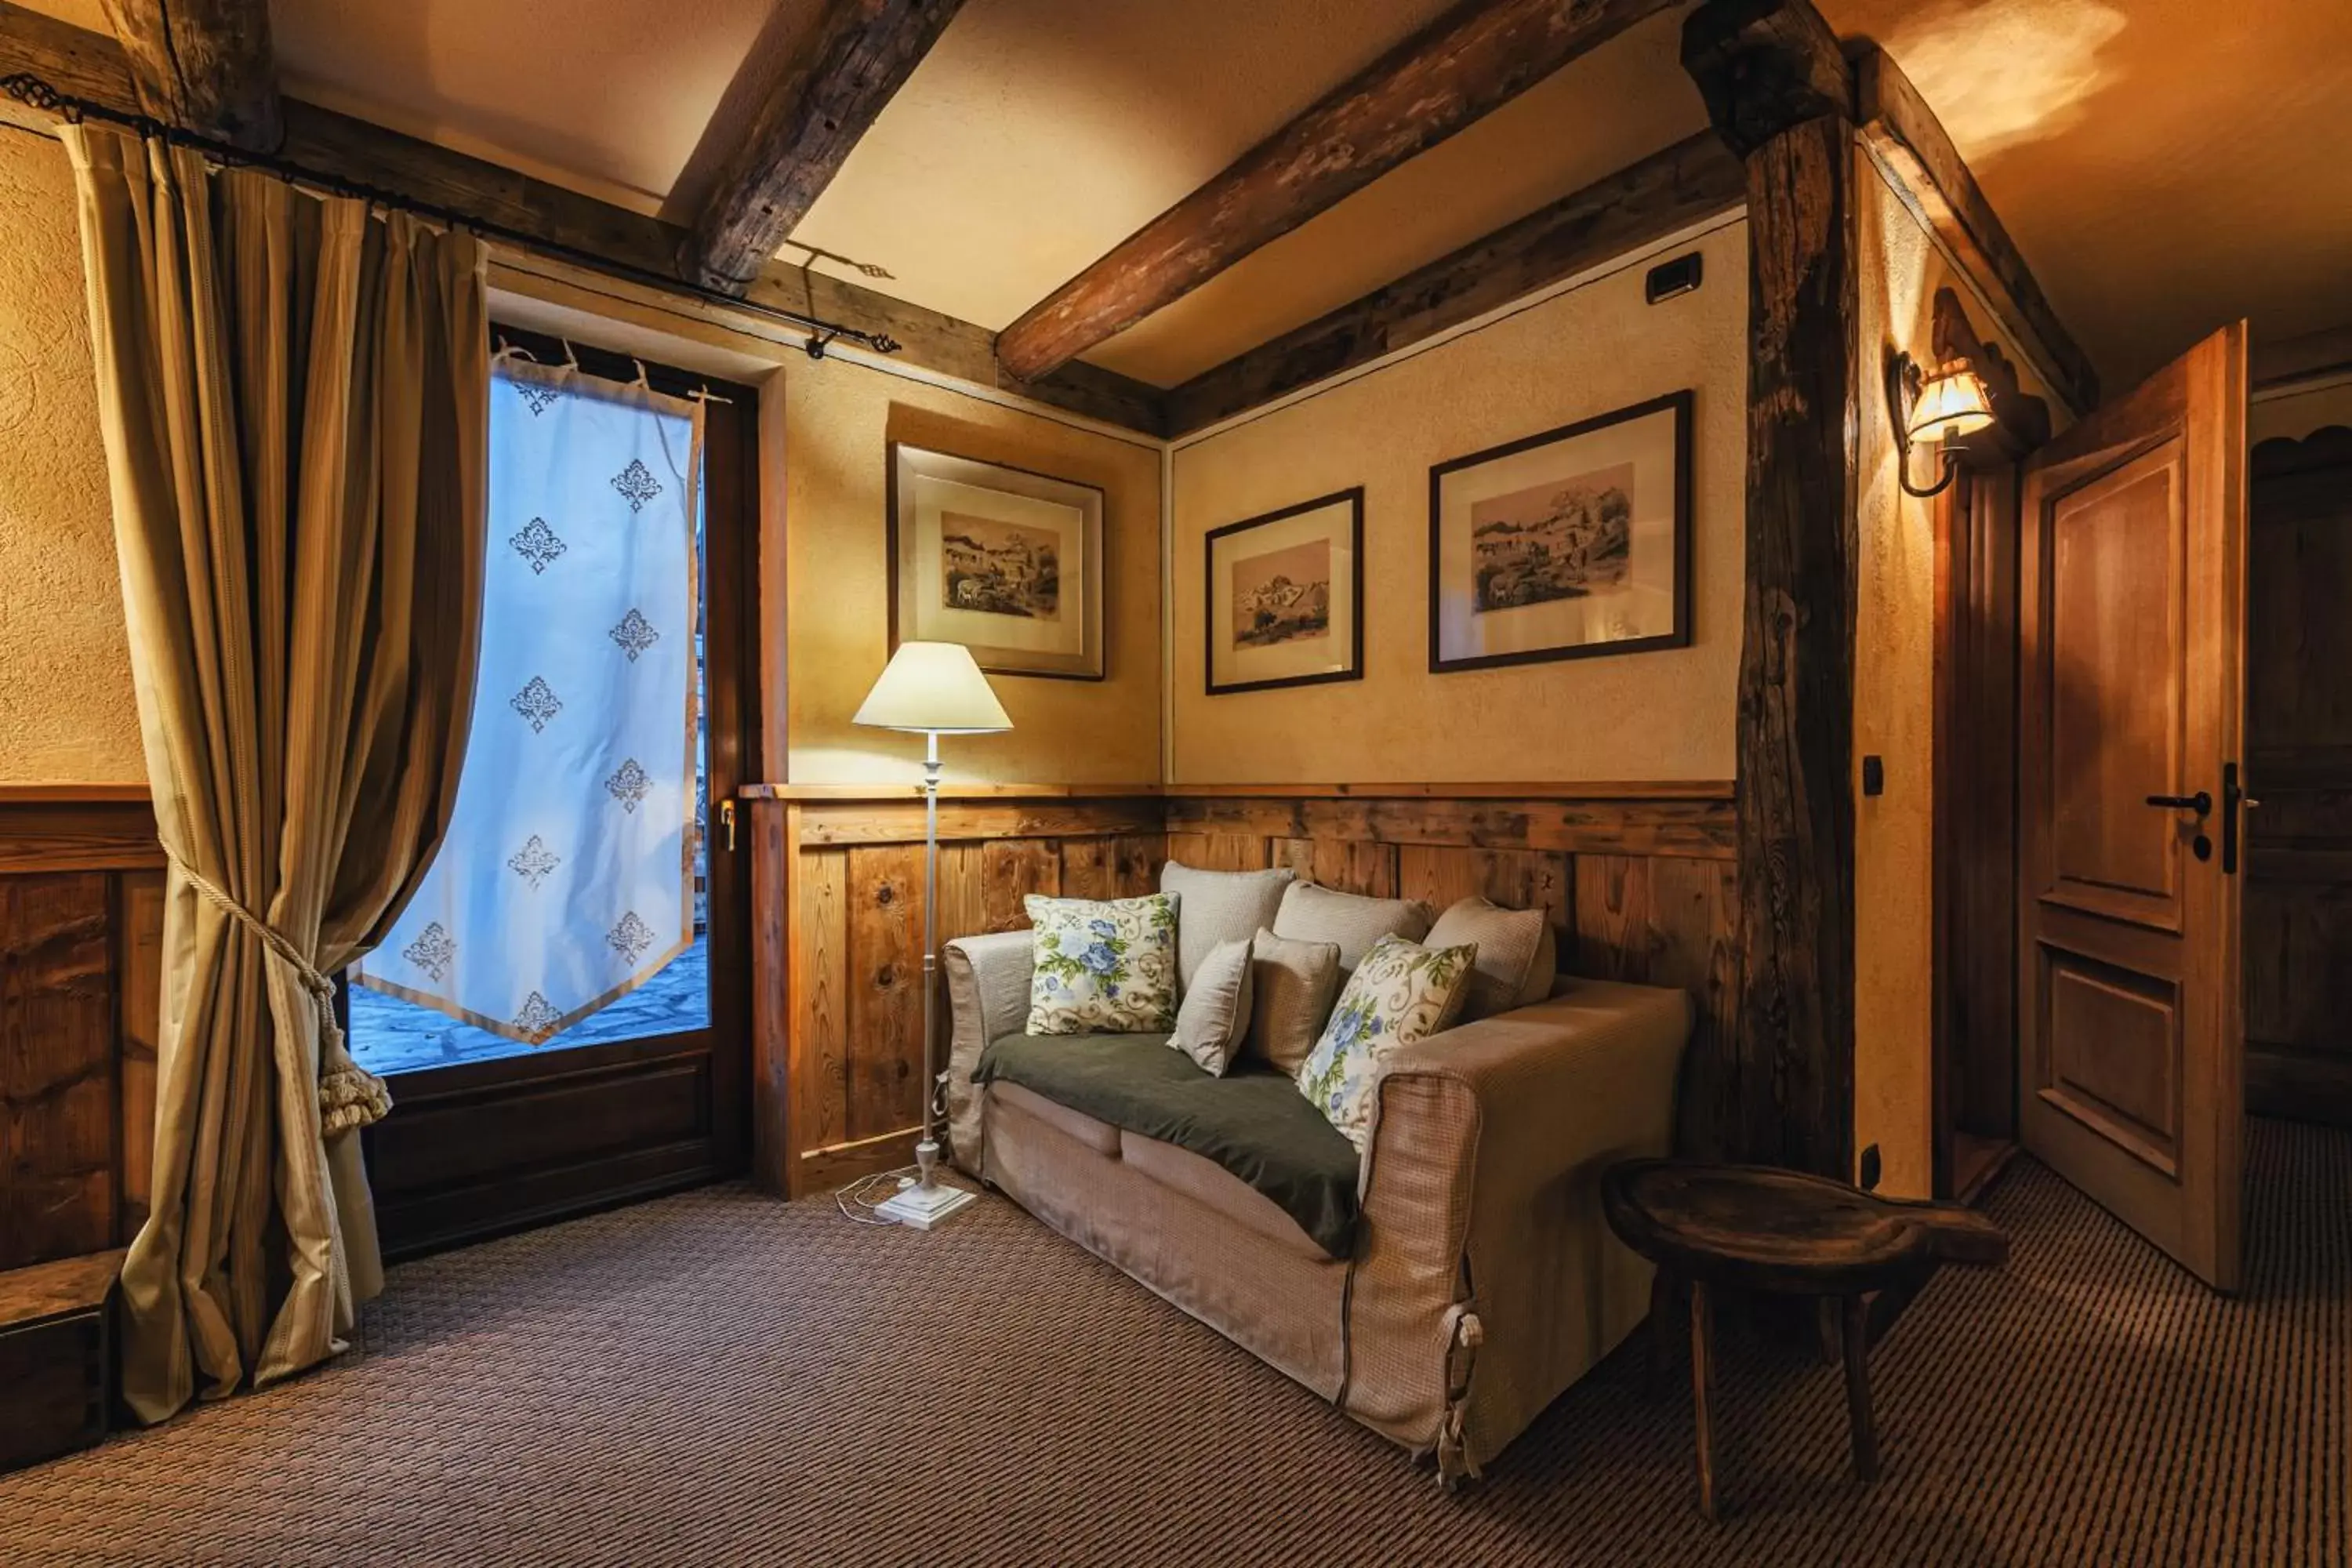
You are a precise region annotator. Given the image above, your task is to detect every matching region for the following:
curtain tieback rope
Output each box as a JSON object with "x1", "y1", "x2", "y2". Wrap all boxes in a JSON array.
[{"x1": 163, "y1": 848, "x2": 394, "y2": 1136}]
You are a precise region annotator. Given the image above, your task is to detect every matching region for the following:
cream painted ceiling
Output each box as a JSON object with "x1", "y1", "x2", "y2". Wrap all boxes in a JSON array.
[{"x1": 27, "y1": 0, "x2": 2352, "y2": 394}]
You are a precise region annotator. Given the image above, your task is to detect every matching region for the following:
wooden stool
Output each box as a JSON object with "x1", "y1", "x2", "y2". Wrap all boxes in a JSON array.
[{"x1": 1601, "y1": 1161, "x2": 2008, "y2": 1521}]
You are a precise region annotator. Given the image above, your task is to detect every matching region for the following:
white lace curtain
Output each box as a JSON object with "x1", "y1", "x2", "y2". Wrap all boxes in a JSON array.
[{"x1": 357, "y1": 355, "x2": 702, "y2": 1042}]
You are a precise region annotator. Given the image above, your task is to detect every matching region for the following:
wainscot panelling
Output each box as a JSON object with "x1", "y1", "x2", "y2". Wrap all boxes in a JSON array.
[
  {"x1": 1164, "y1": 785, "x2": 1738, "y2": 1161},
  {"x1": 743, "y1": 785, "x2": 1165, "y2": 1196},
  {"x1": 0, "y1": 789, "x2": 163, "y2": 1274}
]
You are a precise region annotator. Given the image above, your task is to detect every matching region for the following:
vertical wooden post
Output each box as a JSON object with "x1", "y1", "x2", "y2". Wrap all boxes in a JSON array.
[{"x1": 1682, "y1": 0, "x2": 1860, "y2": 1178}]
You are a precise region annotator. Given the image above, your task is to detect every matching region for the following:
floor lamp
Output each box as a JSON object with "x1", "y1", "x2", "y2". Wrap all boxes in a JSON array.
[{"x1": 853, "y1": 641, "x2": 1012, "y2": 1229}]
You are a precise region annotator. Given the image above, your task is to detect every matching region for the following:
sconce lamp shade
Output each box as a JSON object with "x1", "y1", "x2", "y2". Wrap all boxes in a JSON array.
[
  {"x1": 854, "y1": 641, "x2": 1013, "y2": 735},
  {"x1": 1905, "y1": 361, "x2": 1996, "y2": 443}
]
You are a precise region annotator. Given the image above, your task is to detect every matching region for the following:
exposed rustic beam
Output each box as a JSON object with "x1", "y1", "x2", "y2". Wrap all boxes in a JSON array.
[
  {"x1": 98, "y1": 0, "x2": 278, "y2": 151},
  {"x1": 1166, "y1": 130, "x2": 1744, "y2": 435},
  {"x1": 683, "y1": 0, "x2": 967, "y2": 293},
  {"x1": 0, "y1": 4, "x2": 1164, "y2": 435},
  {"x1": 1849, "y1": 44, "x2": 2099, "y2": 413},
  {"x1": 1682, "y1": 0, "x2": 1858, "y2": 1179},
  {"x1": 995, "y1": 0, "x2": 1675, "y2": 383}
]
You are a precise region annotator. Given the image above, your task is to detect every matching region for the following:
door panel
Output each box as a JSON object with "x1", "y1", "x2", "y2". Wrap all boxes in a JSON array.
[
  {"x1": 2048, "y1": 441, "x2": 2185, "y2": 925},
  {"x1": 2244, "y1": 427, "x2": 2352, "y2": 1125},
  {"x1": 2019, "y1": 322, "x2": 2246, "y2": 1290}
]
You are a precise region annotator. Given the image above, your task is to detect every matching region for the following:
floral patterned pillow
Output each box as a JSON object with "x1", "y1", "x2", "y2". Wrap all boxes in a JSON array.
[
  {"x1": 1024, "y1": 893, "x2": 1180, "y2": 1036},
  {"x1": 1296, "y1": 931, "x2": 1479, "y2": 1151}
]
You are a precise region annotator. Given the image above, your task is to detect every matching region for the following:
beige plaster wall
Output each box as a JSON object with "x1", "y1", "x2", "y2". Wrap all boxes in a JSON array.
[
  {"x1": 0, "y1": 132, "x2": 143, "y2": 784},
  {"x1": 1853, "y1": 150, "x2": 2067, "y2": 1199},
  {"x1": 779, "y1": 361, "x2": 1163, "y2": 785},
  {"x1": 1166, "y1": 218, "x2": 1747, "y2": 785}
]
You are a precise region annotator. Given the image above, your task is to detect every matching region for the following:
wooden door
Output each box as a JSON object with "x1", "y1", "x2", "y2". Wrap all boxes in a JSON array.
[
  {"x1": 2244, "y1": 426, "x2": 2352, "y2": 1126},
  {"x1": 2017, "y1": 323, "x2": 2248, "y2": 1290}
]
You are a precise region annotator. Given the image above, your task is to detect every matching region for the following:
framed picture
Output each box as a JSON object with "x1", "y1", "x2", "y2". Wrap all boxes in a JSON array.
[
  {"x1": 889, "y1": 442, "x2": 1105, "y2": 680},
  {"x1": 1428, "y1": 389, "x2": 1692, "y2": 673},
  {"x1": 1205, "y1": 487, "x2": 1363, "y2": 696}
]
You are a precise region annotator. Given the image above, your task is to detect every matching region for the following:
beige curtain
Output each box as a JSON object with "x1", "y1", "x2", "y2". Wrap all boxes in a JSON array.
[{"x1": 64, "y1": 123, "x2": 489, "y2": 1422}]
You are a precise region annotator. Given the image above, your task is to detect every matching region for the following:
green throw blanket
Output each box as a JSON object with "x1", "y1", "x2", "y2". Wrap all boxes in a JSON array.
[{"x1": 975, "y1": 1032, "x2": 1363, "y2": 1259}]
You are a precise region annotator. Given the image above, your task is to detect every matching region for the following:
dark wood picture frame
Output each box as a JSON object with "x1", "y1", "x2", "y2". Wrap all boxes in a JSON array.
[
  {"x1": 886, "y1": 441, "x2": 1107, "y2": 681},
  {"x1": 1427, "y1": 389, "x2": 1693, "y2": 673},
  {"x1": 1203, "y1": 486, "x2": 1366, "y2": 696}
]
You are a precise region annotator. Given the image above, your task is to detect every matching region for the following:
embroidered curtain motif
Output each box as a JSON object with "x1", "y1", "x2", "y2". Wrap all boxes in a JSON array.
[{"x1": 358, "y1": 358, "x2": 702, "y2": 1043}]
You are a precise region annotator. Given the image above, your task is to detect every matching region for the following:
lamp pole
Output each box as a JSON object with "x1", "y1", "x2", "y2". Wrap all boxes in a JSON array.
[{"x1": 916, "y1": 727, "x2": 943, "y2": 1192}]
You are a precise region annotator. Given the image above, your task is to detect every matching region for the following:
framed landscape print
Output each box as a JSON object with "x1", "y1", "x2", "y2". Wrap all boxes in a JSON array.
[
  {"x1": 890, "y1": 442, "x2": 1105, "y2": 680},
  {"x1": 1428, "y1": 389, "x2": 1692, "y2": 673},
  {"x1": 1205, "y1": 487, "x2": 1363, "y2": 695}
]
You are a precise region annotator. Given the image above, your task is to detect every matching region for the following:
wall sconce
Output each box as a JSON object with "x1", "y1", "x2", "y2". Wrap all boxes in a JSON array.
[{"x1": 1886, "y1": 351, "x2": 1994, "y2": 498}]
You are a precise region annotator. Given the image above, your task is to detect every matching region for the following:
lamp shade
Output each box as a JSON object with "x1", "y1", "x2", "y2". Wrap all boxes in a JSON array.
[
  {"x1": 853, "y1": 641, "x2": 1013, "y2": 735},
  {"x1": 1906, "y1": 361, "x2": 1995, "y2": 443}
]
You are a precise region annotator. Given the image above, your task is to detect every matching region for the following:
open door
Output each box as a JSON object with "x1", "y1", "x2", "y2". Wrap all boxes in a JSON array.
[{"x1": 2017, "y1": 322, "x2": 2249, "y2": 1290}]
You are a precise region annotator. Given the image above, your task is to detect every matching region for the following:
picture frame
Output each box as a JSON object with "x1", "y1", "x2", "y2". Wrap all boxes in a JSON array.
[
  {"x1": 1427, "y1": 390, "x2": 1693, "y2": 673},
  {"x1": 1204, "y1": 487, "x2": 1364, "y2": 696},
  {"x1": 888, "y1": 441, "x2": 1105, "y2": 681}
]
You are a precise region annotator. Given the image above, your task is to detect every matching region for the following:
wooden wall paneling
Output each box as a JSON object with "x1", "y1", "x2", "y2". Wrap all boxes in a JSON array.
[
  {"x1": 1109, "y1": 834, "x2": 1163, "y2": 896},
  {"x1": 1396, "y1": 844, "x2": 1573, "y2": 943},
  {"x1": 1164, "y1": 832, "x2": 1270, "y2": 873},
  {"x1": 1573, "y1": 855, "x2": 1657, "y2": 981},
  {"x1": 1162, "y1": 794, "x2": 1736, "y2": 858},
  {"x1": 114, "y1": 870, "x2": 163, "y2": 1237},
  {"x1": 1309, "y1": 839, "x2": 1399, "y2": 898},
  {"x1": 0, "y1": 873, "x2": 118, "y2": 1271},
  {"x1": 1056, "y1": 837, "x2": 1115, "y2": 902},
  {"x1": 844, "y1": 844, "x2": 927, "y2": 1142},
  {"x1": 980, "y1": 838, "x2": 1060, "y2": 931},
  {"x1": 793, "y1": 844, "x2": 850, "y2": 1163},
  {"x1": 749, "y1": 800, "x2": 794, "y2": 1192},
  {"x1": 794, "y1": 798, "x2": 1162, "y2": 847},
  {"x1": 1645, "y1": 856, "x2": 1740, "y2": 1161}
]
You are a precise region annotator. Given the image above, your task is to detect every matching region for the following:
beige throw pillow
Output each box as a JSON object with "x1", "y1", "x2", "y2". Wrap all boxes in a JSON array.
[
  {"x1": 1161, "y1": 862, "x2": 1295, "y2": 992},
  {"x1": 1272, "y1": 882, "x2": 1432, "y2": 974},
  {"x1": 1171, "y1": 935, "x2": 1254, "y2": 1076},
  {"x1": 1425, "y1": 897, "x2": 1557, "y2": 1021},
  {"x1": 1245, "y1": 927, "x2": 1343, "y2": 1077}
]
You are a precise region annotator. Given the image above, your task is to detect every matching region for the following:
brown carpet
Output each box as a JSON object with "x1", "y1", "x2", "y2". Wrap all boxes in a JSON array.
[{"x1": 2, "y1": 1118, "x2": 2343, "y2": 1567}]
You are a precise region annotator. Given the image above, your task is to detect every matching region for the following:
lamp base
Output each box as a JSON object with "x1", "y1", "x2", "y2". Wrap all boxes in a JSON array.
[{"x1": 876, "y1": 1178, "x2": 977, "y2": 1230}]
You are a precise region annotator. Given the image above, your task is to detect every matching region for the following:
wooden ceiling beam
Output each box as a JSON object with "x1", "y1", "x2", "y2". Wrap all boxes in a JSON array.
[
  {"x1": 0, "y1": 3, "x2": 1162, "y2": 435},
  {"x1": 1849, "y1": 43, "x2": 2100, "y2": 412},
  {"x1": 682, "y1": 0, "x2": 967, "y2": 293},
  {"x1": 98, "y1": 0, "x2": 279, "y2": 152},
  {"x1": 995, "y1": 0, "x2": 1676, "y2": 384},
  {"x1": 1166, "y1": 130, "x2": 1744, "y2": 435}
]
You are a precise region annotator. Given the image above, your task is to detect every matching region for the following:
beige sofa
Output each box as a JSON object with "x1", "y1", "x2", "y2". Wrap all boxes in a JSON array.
[{"x1": 942, "y1": 929, "x2": 1692, "y2": 1480}]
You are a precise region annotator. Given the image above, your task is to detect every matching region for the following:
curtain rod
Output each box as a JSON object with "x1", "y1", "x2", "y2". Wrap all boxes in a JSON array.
[{"x1": 0, "y1": 71, "x2": 903, "y2": 361}]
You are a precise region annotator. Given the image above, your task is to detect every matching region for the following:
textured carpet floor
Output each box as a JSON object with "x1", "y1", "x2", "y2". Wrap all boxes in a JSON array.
[{"x1": 2, "y1": 1119, "x2": 2343, "y2": 1567}]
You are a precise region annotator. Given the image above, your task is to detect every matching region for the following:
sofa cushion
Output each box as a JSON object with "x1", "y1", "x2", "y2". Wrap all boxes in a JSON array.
[
  {"x1": 1246, "y1": 927, "x2": 1343, "y2": 1077},
  {"x1": 1024, "y1": 893, "x2": 1179, "y2": 1036},
  {"x1": 1425, "y1": 896, "x2": 1556, "y2": 1021},
  {"x1": 1118, "y1": 1129, "x2": 1331, "y2": 1261},
  {"x1": 1171, "y1": 935, "x2": 1254, "y2": 1075},
  {"x1": 1298, "y1": 932, "x2": 1479, "y2": 1152},
  {"x1": 1161, "y1": 862, "x2": 1294, "y2": 990},
  {"x1": 1272, "y1": 881, "x2": 1432, "y2": 973},
  {"x1": 976, "y1": 1031, "x2": 1362, "y2": 1258}
]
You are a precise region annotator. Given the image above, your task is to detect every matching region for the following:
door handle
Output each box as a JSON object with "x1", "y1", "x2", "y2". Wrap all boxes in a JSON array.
[
  {"x1": 2144, "y1": 791, "x2": 2212, "y2": 814},
  {"x1": 718, "y1": 798, "x2": 738, "y2": 853}
]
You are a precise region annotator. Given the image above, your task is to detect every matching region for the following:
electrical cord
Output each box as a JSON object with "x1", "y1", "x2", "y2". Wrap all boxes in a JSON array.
[{"x1": 834, "y1": 1166, "x2": 922, "y2": 1227}]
